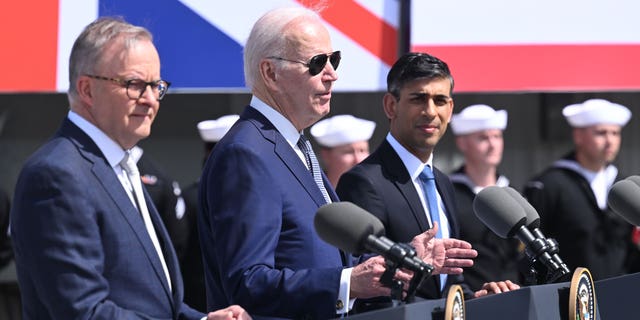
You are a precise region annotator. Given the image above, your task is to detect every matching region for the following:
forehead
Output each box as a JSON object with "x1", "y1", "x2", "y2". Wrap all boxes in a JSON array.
[
  {"x1": 286, "y1": 17, "x2": 332, "y2": 56},
  {"x1": 399, "y1": 77, "x2": 451, "y2": 96},
  {"x1": 98, "y1": 37, "x2": 158, "y2": 70}
]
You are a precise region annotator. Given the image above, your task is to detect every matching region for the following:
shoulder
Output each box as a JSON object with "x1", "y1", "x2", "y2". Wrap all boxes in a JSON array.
[{"x1": 525, "y1": 167, "x2": 580, "y2": 191}]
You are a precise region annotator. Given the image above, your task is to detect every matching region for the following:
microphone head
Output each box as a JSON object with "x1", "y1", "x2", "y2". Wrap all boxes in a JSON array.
[
  {"x1": 503, "y1": 186, "x2": 541, "y2": 229},
  {"x1": 473, "y1": 186, "x2": 527, "y2": 238},
  {"x1": 626, "y1": 175, "x2": 640, "y2": 187},
  {"x1": 608, "y1": 179, "x2": 640, "y2": 226},
  {"x1": 314, "y1": 201, "x2": 385, "y2": 254}
]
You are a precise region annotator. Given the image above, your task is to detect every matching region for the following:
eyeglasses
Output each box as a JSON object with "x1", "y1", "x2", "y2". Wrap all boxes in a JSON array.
[
  {"x1": 268, "y1": 51, "x2": 341, "y2": 76},
  {"x1": 84, "y1": 74, "x2": 171, "y2": 101}
]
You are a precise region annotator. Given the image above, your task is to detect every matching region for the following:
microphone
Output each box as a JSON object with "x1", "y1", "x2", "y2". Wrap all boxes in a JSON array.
[
  {"x1": 314, "y1": 201, "x2": 433, "y2": 274},
  {"x1": 626, "y1": 175, "x2": 640, "y2": 188},
  {"x1": 503, "y1": 187, "x2": 570, "y2": 280},
  {"x1": 608, "y1": 177, "x2": 640, "y2": 226},
  {"x1": 473, "y1": 186, "x2": 564, "y2": 282}
]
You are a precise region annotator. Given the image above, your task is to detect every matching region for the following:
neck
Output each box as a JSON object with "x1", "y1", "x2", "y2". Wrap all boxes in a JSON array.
[
  {"x1": 575, "y1": 152, "x2": 606, "y2": 172},
  {"x1": 464, "y1": 164, "x2": 497, "y2": 187}
]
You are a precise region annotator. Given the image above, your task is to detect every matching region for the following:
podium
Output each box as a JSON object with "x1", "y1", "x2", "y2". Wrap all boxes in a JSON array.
[
  {"x1": 344, "y1": 280, "x2": 603, "y2": 319},
  {"x1": 343, "y1": 271, "x2": 640, "y2": 319},
  {"x1": 466, "y1": 280, "x2": 600, "y2": 319},
  {"x1": 595, "y1": 272, "x2": 640, "y2": 318},
  {"x1": 343, "y1": 298, "x2": 447, "y2": 320}
]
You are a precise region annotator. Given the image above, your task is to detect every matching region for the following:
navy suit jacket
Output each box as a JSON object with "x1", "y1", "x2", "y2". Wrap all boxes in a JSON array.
[
  {"x1": 10, "y1": 119, "x2": 203, "y2": 320},
  {"x1": 198, "y1": 106, "x2": 348, "y2": 319},
  {"x1": 336, "y1": 139, "x2": 472, "y2": 299}
]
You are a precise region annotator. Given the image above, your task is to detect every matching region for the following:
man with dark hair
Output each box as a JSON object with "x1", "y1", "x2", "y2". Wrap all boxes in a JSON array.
[{"x1": 337, "y1": 52, "x2": 520, "y2": 301}]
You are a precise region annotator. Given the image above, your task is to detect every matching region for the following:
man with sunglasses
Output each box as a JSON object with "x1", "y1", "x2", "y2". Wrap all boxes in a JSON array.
[
  {"x1": 10, "y1": 17, "x2": 249, "y2": 320},
  {"x1": 198, "y1": 7, "x2": 477, "y2": 320}
]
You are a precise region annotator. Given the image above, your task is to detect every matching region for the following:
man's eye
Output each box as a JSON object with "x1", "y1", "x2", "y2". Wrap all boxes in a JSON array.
[{"x1": 434, "y1": 98, "x2": 449, "y2": 106}]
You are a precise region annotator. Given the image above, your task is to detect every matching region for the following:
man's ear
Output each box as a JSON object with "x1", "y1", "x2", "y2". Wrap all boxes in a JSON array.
[
  {"x1": 260, "y1": 59, "x2": 279, "y2": 91},
  {"x1": 77, "y1": 76, "x2": 94, "y2": 106},
  {"x1": 382, "y1": 93, "x2": 397, "y2": 120}
]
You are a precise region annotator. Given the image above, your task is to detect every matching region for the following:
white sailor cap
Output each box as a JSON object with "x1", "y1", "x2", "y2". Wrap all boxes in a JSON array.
[
  {"x1": 450, "y1": 104, "x2": 508, "y2": 135},
  {"x1": 197, "y1": 115, "x2": 240, "y2": 142},
  {"x1": 562, "y1": 99, "x2": 631, "y2": 128},
  {"x1": 310, "y1": 114, "x2": 376, "y2": 148}
]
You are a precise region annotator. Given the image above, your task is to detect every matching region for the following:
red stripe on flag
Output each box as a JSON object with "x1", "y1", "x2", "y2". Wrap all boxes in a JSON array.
[
  {"x1": 412, "y1": 44, "x2": 640, "y2": 92},
  {"x1": 297, "y1": 0, "x2": 397, "y2": 66},
  {"x1": 0, "y1": 1, "x2": 59, "y2": 92}
]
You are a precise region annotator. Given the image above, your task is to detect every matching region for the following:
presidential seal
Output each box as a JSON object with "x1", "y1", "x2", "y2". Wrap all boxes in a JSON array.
[
  {"x1": 569, "y1": 267, "x2": 596, "y2": 320},
  {"x1": 445, "y1": 284, "x2": 465, "y2": 320}
]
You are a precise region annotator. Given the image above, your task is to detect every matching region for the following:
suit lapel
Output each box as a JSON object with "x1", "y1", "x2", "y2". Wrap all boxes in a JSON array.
[
  {"x1": 375, "y1": 141, "x2": 443, "y2": 295},
  {"x1": 143, "y1": 189, "x2": 181, "y2": 310},
  {"x1": 62, "y1": 120, "x2": 175, "y2": 305},
  {"x1": 434, "y1": 169, "x2": 460, "y2": 237},
  {"x1": 377, "y1": 141, "x2": 429, "y2": 231},
  {"x1": 244, "y1": 107, "x2": 329, "y2": 207}
]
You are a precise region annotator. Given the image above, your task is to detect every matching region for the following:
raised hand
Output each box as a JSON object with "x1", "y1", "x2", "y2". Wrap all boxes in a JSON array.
[{"x1": 410, "y1": 222, "x2": 477, "y2": 275}]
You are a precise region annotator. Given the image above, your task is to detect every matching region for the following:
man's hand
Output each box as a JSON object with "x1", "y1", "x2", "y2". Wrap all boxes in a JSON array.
[
  {"x1": 349, "y1": 255, "x2": 413, "y2": 299},
  {"x1": 410, "y1": 223, "x2": 477, "y2": 274},
  {"x1": 473, "y1": 280, "x2": 521, "y2": 298},
  {"x1": 207, "y1": 305, "x2": 252, "y2": 320}
]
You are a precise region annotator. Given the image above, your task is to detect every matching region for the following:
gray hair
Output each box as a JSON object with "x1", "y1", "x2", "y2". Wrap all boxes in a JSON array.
[
  {"x1": 67, "y1": 16, "x2": 153, "y2": 102},
  {"x1": 243, "y1": 7, "x2": 321, "y2": 89}
]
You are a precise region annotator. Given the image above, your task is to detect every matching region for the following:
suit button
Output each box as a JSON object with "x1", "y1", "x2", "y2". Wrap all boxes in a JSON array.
[{"x1": 336, "y1": 299, "x2": 344, "y2": 310}]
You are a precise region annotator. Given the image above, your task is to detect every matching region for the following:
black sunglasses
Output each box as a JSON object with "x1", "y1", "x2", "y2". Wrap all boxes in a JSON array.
[{"x1": 268, "y1": 51, "x2": 341, "y2": 76}]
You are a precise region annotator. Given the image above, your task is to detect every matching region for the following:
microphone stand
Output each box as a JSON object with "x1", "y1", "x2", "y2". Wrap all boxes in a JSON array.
[
  {"x1": 518, "y1": 236, "x2": 570, "y2": 285},
  {"x1": 379, "y1": 242, "x2": 434, "y2": 304}
]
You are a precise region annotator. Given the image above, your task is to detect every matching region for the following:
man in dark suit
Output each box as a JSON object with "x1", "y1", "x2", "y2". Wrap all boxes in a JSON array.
[
  {"x1": 337, "y1": 53, "x2": 520, "y2": 301},
  {"x1": 10, "y1": 17, "x2": 248, "y2": 320},
  {"x1": 198, "y1": 8, "x2": 477, "y2": 320},
  {"x1": 181, "y1": 115, "x2": 239, "y2": 311}
]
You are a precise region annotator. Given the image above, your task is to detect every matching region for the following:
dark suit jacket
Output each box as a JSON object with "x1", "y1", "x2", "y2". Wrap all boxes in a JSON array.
[
  {"x1": 337, "y1": 139, "x2": 472, "y2": 299},
  {"x1": 10, "y1": 119, "x2": 203, "y2": 320},
  {"x1": 198, "y1": 106, "x2": 348, "y2": 319}
]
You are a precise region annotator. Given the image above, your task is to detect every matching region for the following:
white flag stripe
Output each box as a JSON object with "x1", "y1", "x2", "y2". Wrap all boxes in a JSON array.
[
  {"x1": 327, "y1": 23, "x2": 390, "y2": 91},
  {"x1": 412, "y1": 0, "x2": 640, "y2": 45},
  {"x1": 57, "y1": 0, "x2": 99, "y2": 92},
  {"x1": 354, "y1": 0, "x2": 399, "y2": 28}
]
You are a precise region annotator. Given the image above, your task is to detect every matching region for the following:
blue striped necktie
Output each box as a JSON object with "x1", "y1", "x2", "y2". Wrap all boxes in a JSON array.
[
  {"x1": 419, "y1": 165, "x2": 447, "y2": 289},
  {"x1": 297, "y1": 135, "x2": 331, "y2": 204}
]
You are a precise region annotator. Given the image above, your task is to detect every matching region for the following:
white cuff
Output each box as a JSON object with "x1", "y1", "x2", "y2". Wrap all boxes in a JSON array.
[{"x1": 336, "y1": 267, "x2": 354, "y2": 314}]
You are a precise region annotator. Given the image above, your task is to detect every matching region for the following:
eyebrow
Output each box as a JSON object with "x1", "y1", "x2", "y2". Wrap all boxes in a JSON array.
[{"x1": 407, "y1": 92, "x2": 451, "y2": 99}]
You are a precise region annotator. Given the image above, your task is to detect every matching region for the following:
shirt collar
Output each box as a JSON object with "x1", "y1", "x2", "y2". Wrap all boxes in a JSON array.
[
  {"x1": 250, "y1": 95, "x2": 302, "y2": 148},
  {"x1": 386, "y1": 133, "x2": 434, "y2": 181},
  {"x1": 67, "y1": 110, "x2": 127, "y2": 168},
  {"x1": 553, "y1": 158, "x2": 618, "y2": 187}
]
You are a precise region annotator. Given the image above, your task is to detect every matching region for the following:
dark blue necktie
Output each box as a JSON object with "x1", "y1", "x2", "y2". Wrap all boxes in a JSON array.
[
  {"x1": 297, "y1": 134, "x2": 331, "y2": 204},
  {"x1": 419, "y1": 165, "x2": 447, "y2": 289}
]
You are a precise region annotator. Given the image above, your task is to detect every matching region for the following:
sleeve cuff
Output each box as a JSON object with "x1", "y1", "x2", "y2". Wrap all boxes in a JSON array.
[{"x1": 336, "y1": 267, "x2": 354, "y2": 314}]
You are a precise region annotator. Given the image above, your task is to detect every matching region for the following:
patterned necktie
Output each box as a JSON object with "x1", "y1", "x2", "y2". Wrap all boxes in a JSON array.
[
  {"x1": 120, "y1": 151, "x2": 172, "y2": 291},
  {"x1": 297, "y1": 134, "x2": 331, "y2": 204},
  {"x1": 418, "y1": 165, "x2": 447, "y2": 289}
]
